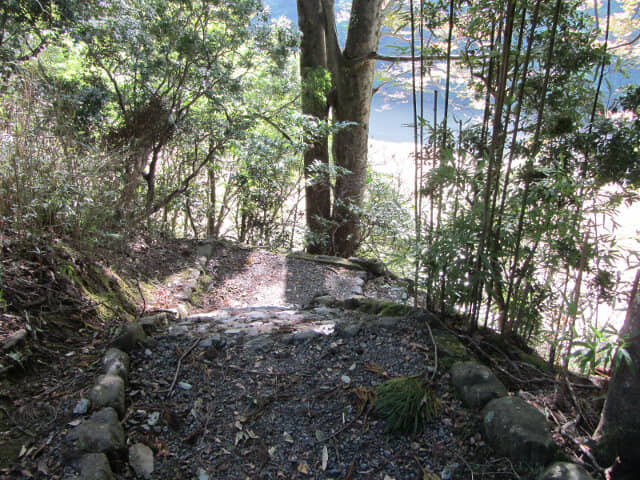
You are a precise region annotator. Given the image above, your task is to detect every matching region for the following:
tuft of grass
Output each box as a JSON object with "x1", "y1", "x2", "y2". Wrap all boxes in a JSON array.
[{"x1": 373, "y1": 376, "x2": 438, "y2": 436}]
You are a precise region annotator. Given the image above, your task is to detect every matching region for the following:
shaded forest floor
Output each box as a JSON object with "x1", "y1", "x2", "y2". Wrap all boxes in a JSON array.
[{"x1": 0, "y1": 234, "x2": 606, "y2": 479}]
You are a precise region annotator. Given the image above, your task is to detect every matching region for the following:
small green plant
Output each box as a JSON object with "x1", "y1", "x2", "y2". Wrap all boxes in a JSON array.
[
  {"x1": 570, "y1": 324, "x2": 637, "y2": 375},
  {"x1": 0, "y1": 289, "x2": 6, "y2": 312},
  {"x1": 57, "y1": 262, "x2": 76, "y2": 278},
  {"x1": 373, "y1": 376, "x2": 438, "y2": 436}
]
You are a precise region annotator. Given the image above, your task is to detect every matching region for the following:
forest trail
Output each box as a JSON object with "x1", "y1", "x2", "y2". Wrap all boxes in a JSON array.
[{"x1": 0, "y1": 238, "x2": 604, "y2": 479}]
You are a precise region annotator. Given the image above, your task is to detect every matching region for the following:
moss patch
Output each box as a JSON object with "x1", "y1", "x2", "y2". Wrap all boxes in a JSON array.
[
  {"x1": 66, "y1": 260, "x2": 138, "y2": 323},
  {"x1": 432, "y1": 329, "x2": 473, "y2": 368}
]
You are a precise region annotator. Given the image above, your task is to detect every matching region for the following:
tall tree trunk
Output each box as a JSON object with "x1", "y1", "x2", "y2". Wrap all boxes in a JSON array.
[
  {"x1": 298, "y1": 0, "x2": 332, "y2": 254},
  {"x1": 297, "y1": 0, "x2": 384, "y2": 258},
  {"x1": 593, "y1": 271, "x2": 640, "y2": 478},
  {"x1": 330, "y1": 0, "x2": 384, "y2": 257}
]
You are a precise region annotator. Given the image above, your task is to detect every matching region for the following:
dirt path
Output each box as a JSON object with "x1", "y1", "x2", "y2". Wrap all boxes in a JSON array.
[{"x1": 0, "y1": 238, "x2": 602, "y2": 479}]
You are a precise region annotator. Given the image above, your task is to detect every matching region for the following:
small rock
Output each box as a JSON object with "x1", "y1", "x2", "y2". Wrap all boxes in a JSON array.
[
  {"x1": 110, "y1": 322, "x2": 146, "y2": 351},
  {"x1": 351, "y1": 285, "x2": 363, "y2": 295},
  {"x1": 197, "y1": 468, "x2": 210, "y2": 480},
  {"x1": 283, "y1": 330, "x2": 321, "y2": 345},
  {"x1": 334, "y1": 322, "x2": 362, "y2": 338},
  {"x1": 73, "y1": 398, "x2": 90, "y2": 415},
  {"x1": 440, "y1": 462, "x2": 460, "y2": 480},
  {"x1": 102, "y1": 348, "x2": 130, "y2": 383},
  {"x1": 537, "y1": 462, "x2": 594, "y2": 480},
  {"x1": 178, "y1": 382, "x2": 192, "y2": 390},
  {"x1": 76, "y1": 453, "x2": 114, "y2": 480},
  {"x1": 450, "y1": 361, "x2": 508, "y2": 409},
  {"x1": 167, "y1": 325, "x2": 189, "y2": 336},
  {"x1": 67, "y1": 407, "x2": 125, "y2": 454},
  {"x1": 129, "y1": 443, "x2": 154, "y2": 479},
  {"x1": 89, "y1": 375, "x2": 125, "y2": 418},
  {"x1": 341, "y1": 375, "x2": 351, "y2": 384},
  {"x1": 147, "y1": 411, "x2": 160, "y2": 426}
]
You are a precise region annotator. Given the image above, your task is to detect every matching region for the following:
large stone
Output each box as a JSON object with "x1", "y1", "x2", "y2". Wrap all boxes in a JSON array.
[
  {"x1": 89, "y1": 374, "x2": 125, "y2": 418},
  {"x1": 110, "y1": 322, "x2": 146, "y2": 351},
  {"x1": 129, "y1": 443, "x2": 154, "y2": 479},
  {"x1": 430, "y1": 329, "x2": 470, "y2": 368},
  {"x1": 537, "y1": 462, "x2": 594, "y2": 480},
  {"x1": 483, "y1": 396, "x2": 554, "y2": 465},
  {"x1": 450, "y1": 361, "x2": 507, "y2": 409},
  {"x1": 67, "y1": 408, "x2": 125, "y2": 454},
  {"x1": 76, "y1": 453, "x2": 114, "y2": 480},
  {"x1": 102, "y1": 348, "x2": 130, "y2": 383}
]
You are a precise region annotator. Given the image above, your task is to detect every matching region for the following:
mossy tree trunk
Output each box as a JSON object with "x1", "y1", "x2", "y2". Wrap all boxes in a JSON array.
[
  {"x1": 298, "y1": 0, "x2": 332, "y2": 254},
  {"x1": 297, "y1": 0, "x2": 384, "y2": 258}
]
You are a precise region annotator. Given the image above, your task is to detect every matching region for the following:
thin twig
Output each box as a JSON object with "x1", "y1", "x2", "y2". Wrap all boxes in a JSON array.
[
  {"x1": 166, "y1": 338, "x2": 201, "y2": 398},
  {"x1": 422, "y1": 318, "x2": 438, "y2": 384},
  {"x1": 455, "y1": 453, "x2": 475, "y2": 480},
  {"x1": 136, "y1": 279, "x2": 147, "y2": 319}
]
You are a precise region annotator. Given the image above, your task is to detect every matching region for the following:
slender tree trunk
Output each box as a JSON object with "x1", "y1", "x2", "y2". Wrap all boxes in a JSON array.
[
  {"x1": 207, "y1": 165, "x2": 217, "y2": 237},
  {"x1": 410, "y1": 0, "x2": 420, "y2": 308},
  {"x1": 502, "y1": 0, "x2": 561, "y2": 333}
]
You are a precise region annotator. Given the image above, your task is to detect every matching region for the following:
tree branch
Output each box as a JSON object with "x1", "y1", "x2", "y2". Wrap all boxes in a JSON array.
[
  {"x1": 321, "y1": 0, "x2": 343, "y2": 71},
  {"x1": 610, "y1": 31, "x2": 640, "y2": 50},
  {"x1": 347, "y1": 51, "x2": 469, "y2": 66},
  {"x1": 146, "y1": 137, "x2": 227, "y2": 216}
]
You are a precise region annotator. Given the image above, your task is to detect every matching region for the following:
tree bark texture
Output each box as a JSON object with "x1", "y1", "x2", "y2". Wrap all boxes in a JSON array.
[
  {"x1": 593, "y1": 270, "x2": 640, "y2": 476},
  {"x1": 298, "y1": 0, "x2": 332, "y2": 254},
  {"x1": 298, "y1": 0, "x2": 384, "y2": 258}
]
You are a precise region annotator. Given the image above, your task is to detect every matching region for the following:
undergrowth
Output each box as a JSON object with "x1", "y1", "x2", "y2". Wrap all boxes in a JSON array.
[{"x1": 373, "y1": 376, "x2": 438, "y2": 436}]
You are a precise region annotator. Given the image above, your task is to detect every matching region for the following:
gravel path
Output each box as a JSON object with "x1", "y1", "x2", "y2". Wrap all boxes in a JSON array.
[{"x1": 123, "y1": 306, "x2": 510, "y2": 480}]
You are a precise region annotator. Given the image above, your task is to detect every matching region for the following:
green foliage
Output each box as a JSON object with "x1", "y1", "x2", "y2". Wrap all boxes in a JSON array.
[
  {"x1": 373, "y1": 376, "x2": 438, "y2": 436},
  {"x1": 302, "y1": 66, "x2": 332, "y2": 112},
  {"x1": 571, "y1": 325, "x2": 638, "y2": 375},
  {"x1": 359, "y1": 172, "x2": 414, "y2": 276},
  {"x1": 0, "y1": 0, "x2": 80, "y2": 77}
]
